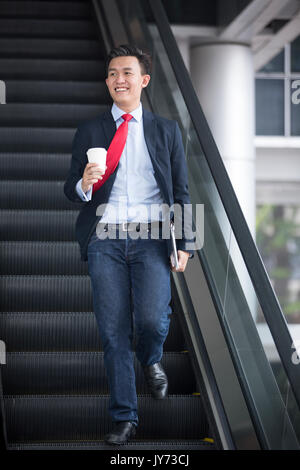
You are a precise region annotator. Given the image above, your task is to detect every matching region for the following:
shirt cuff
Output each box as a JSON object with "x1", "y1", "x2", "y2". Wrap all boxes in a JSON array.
[{"x1": 76, "y1": 178, "x2": 92, "y2": 202}]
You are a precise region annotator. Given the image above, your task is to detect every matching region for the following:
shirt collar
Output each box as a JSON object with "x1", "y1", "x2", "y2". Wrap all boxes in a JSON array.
[{"x1": 111, "y1": 102, "x2": 142, "y2": 123}]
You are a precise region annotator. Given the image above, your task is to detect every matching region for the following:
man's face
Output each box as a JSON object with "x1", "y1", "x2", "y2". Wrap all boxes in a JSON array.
[{"x1": 105, "y1": 55, "x2": 150, "y2": 111}]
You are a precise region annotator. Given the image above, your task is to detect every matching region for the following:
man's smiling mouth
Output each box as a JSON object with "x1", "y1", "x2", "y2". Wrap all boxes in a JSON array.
[{"x1": 115, "y1": 87, "x2": 129, "y2": 92}]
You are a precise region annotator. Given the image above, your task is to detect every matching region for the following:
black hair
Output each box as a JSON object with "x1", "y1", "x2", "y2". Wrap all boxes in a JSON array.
[{"x1": 105, "y1": 44, "x2": 152, "y2": 77}]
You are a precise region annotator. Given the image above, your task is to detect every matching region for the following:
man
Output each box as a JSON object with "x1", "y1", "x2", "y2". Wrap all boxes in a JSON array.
[{"x1": 64, "y1": 44, "x2": 194, "y2": 445}]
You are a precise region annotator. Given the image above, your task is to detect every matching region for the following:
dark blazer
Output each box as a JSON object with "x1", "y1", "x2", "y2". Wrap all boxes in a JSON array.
[{"x1": 64, "y1": 107, "x2": 195, "y2": 262}]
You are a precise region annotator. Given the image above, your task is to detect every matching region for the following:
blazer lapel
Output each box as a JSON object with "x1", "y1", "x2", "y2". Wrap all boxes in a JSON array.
[
  {"x1": 143, "y1": 108, "x2": 157, "y2": 167},
  {"x1": 101, "y1": 109, "x2": 117, "y2": 148}
]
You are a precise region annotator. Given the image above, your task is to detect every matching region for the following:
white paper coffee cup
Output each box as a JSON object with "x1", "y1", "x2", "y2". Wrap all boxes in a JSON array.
[{"x1": 87, "y1": 147, "x2": 107, "y2": 174}]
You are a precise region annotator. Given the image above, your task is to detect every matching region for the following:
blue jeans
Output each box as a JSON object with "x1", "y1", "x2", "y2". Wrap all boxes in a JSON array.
[{"x1": 87, "y1": 226, "x2": 172, "y2": 426}]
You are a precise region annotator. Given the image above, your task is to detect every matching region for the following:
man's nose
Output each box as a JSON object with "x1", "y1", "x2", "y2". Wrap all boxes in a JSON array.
[{"x1": 116, "y1": 75, "x2": 126, "y2": 83}]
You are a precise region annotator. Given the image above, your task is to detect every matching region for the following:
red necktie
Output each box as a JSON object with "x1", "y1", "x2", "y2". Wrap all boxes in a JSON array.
[{"x1": 92, "y1": 113, "x2": 133, "y2": 193}]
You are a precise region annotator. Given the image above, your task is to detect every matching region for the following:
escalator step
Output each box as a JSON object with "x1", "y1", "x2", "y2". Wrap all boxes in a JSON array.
[
  {"x1": 0, "y1": 181, "x2": 82, "y2": 209},
  {"x1": 7, "y1": 440, "x2": 215, "y2": 450},
  {"x1": 4, "y1": 395, "x2": 208, "y2": 441},
  {"x1": 0, "y1": 312, "x2": 185, "y2": 352},
  {"x1": 0, "y1": 275, "x2": 93, "y2": 311},
  {"x1": 2, "y1": 352, "x2": 197, "y2": 395},
  {"x1": 0, "y1": 1, "x2": 92, "y2": 19},
  {"x1": 0, "y1": 19, "x2": 98, "y2": 39},
  {"x1": 0, "y1": 210, "x2": 79, "y2": 240},
  {"x1": 0, "y1": 127, "x2": 75, "y2": 152},
  {"x1": 0, "y1": 58, "x2": 105, "y2": 80},
  {"x1": 0, "y1": 312, "x2": 100, "y2": 351},
  {"x1": 0, "y1": 241, "x2": 87, "y2": 274},
  {"x1": 0, "y1": 38, "x2": 103, "y2": 59},
  {"x1": 0, "y1": 277, "x2": 186, "y2": 319},
  {"x1": 0, "y1": 103, "x2": 107, "y2": 127},
  {"x1": 4, "y1": 80, "x2": 110, "y2": 103},
  {"x1": 0, "y1": 153, "x2": 71, "y2": 180}
]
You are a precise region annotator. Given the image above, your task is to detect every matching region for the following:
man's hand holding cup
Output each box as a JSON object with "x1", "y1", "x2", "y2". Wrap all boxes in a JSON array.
[{"x1": 82, "y1": 148, "x2": 107, "y2": 193}]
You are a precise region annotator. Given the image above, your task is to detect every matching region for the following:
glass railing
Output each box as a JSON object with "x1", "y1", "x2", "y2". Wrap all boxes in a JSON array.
[{"x1": 95, "y1": 0, "x2": 300, "y2": 449}]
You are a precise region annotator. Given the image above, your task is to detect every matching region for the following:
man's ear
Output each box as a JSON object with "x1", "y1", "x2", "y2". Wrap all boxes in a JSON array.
[{"x1": 142, "y1": 74, "x2": 151, "y2": 88}]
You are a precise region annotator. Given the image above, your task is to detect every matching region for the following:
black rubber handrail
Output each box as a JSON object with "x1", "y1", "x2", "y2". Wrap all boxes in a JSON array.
[{"x1": 147, "y1": 0, "x2": 300, "y2": 410}]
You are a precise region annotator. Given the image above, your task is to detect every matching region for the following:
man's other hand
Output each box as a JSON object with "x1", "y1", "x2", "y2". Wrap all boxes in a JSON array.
[{"x1": 170, "y1": 250, "x2": 190, "y2": 272}]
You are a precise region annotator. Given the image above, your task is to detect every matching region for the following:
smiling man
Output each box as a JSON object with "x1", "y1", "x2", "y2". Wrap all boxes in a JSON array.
[{"x1": 64, "y1": 44, "x2": 194, "y2": 446}]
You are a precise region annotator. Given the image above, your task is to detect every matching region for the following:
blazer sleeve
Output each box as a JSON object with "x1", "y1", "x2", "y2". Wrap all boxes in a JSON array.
[
  {"x1": 64, "y1": 124, "x2": 90, "y2": 203},
  {"x1": 170, "y1": 121, "x2": 195, "y2": 258}
]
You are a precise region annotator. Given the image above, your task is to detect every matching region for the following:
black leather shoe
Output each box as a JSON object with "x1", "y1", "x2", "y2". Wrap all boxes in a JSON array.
[
  {"x1": 104, "y1": 421, "x2": 137, "y2": 445},
  {"x1": 142, "y1": 361, "x2": 168, "y2": 399}
]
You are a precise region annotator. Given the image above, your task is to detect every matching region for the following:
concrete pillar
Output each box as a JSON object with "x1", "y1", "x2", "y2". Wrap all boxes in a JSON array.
[
  {"x1": 190, "y1": 42, "x2": 256, "y2": 237},
  {"x1": 190, "y1": 42, "x2": 257, "y2": 318}
]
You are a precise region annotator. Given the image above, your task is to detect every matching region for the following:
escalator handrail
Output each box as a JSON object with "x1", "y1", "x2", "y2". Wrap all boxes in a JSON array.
[{"x1": 147, "y1": 0, "x2": 300, "y2": 410}]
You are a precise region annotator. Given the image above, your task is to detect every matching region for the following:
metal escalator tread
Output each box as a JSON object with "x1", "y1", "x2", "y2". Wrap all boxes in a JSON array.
[
  {"x1": 3, "y1": 395, "x2": 209, "y2": 442},
  {"x1": 0, "y1": 210, "x2": 79, "y2": 240},
  {"x1": 4, "y1": 81, "x2": 110, "y2": 103},
  {"x1": 0, "y1": 103, "x2": 108, "y2": 127},
  {"x1": 0, "y1": 1, "x2": 92, "y2": 19},
  {"x1": 2, "y1": 351, "x2": 197, "y2": 395},
  {"x1": 0, "y1": 19, "x2": 98, "y2": 39},
  {"x1": 0, "y1": 275, "x2": 93, "y2": 311},
  {"x1": 0, "y1": 153, "x2": 72, "y2": 180},
  {"x1": 0, "y1": 38, "x2": 104, "y2": 59},
  {"x1": 0, "y1": 241, "x2": 88, "y2": 274},
  {"x1": 8, "y1": 440, "x2": 215, "y2": 450},
  {"x1": 0, "y1": 127, "x2": 75, "y2": 152},
  {"x1": 0, "y1": 181, "x2": 86, "y2": 210},
  {"x1": 0, "y1": 312, "x2": 185, "y2": 352},
  {"x1": 0, "y1": 58, "x2": 105, "y2": 80}
]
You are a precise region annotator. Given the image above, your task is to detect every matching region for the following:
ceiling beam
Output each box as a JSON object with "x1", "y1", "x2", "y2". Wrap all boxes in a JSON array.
[
  {"x1": 254, "y1": 6, "x2": 300, "y2": 70},
  {"x1": 219, "y1": 0, "x2": 293, "y2": 42}
]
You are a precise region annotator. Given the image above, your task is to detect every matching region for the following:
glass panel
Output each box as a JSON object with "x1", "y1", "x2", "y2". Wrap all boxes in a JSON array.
[
  {"x1": 258, "y1": 50, "x2": 284, "y2": 73},
  {"x1": 185, "y1": 119, "x2": 232, "y2": 308},
  {"x1": 224, "y1": 228, "x2": 300, "y2": 448},
  {"x1": 256, "y1": 204, "x2": 300, "y2": 324},
  {"x1": 255, "y1": 79, "x2": 284, "y2": 135},
  {"x1": 291, "y1": 36, "x2": 300, "y2": 73},
  {"x1": 291, "y1": 79, "x2": 300, "y2": 136}
]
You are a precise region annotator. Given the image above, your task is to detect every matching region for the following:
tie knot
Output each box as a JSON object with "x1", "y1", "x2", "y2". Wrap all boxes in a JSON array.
[{"x1": 122, "y1": 113, "x2": 133, "y2": 122}]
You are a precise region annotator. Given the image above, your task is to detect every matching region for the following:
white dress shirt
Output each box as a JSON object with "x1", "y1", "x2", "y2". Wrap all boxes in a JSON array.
[{"x1": 75, "y1": 102, "x2": 166, "y2": 223}]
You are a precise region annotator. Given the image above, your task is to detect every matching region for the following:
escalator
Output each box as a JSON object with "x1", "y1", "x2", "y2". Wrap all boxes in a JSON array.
[{"x1": 0, "y1": 0, "x2": 300, "y2": 451}]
